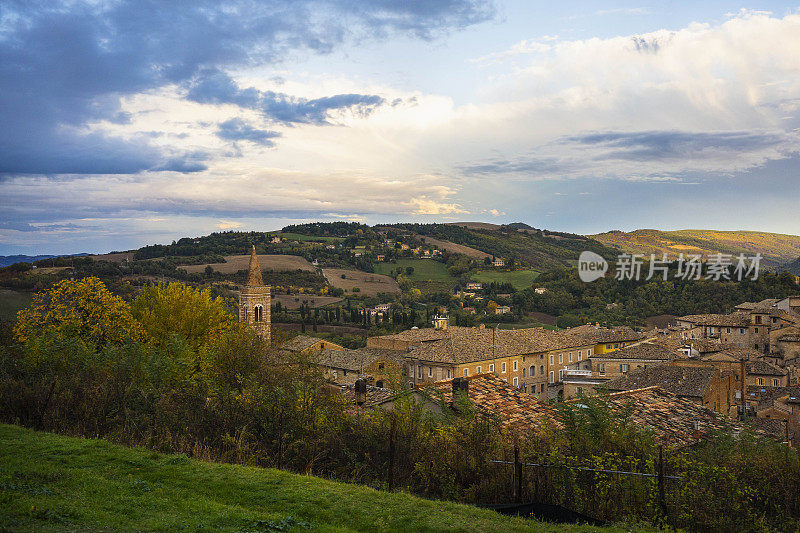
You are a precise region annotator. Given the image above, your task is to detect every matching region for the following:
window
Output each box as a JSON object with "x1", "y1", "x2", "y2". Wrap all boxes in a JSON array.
[
  {"x1": 614, "y1": 343, "x2": 620, "y2": 348},
  {"x1": 530, "y1": 365, "x2": 536, "y2": 377},
  {"x1": 476, "y1": 366, "x2": 482, "y2": 373},
  {"x1": 773, "y1": 378, "x2": 780, "y2": 387},
  {"x1": 559, "y1": 369, "x2": 563, "y2": 380},
  {"x1": 513, "y1": 360, "x2": 518, "y2": 371},
  {"x1": 463, "y1": 368, "x2": 468, "y2": 377},
  {"x1": 754, "y1": 328, "x2": 759, "y2": 334},
  {"x1": 549, "y1": 371, "x2": 554, "y2": 383},
  {"x1": 502, "y1": 362, "x2": 507, "y2": 373},
  {"x1": 253, "y1": 305, "x2": 263, "y2": 322},
  {"x1": 568, "y1": 352, "x2": 573, "y2": 363},
  {"x1": 758, "y1": 377, "x2": 764, "y2": 386},
  {"x1": 599, "y1": 363, "x2": 606, "y2": 373},
  {"x1": 756, "y1": 315, "x2": 762, "y2": 324},
  {"x1": 739, "y1": 328, "x2": 745, "y2": 334},
  {"x1": 578, "y1": 351, "x2": 582, "y2": 361},
  {"x1": 726, "y1": 328, "x2": 731, "y2": 333},
  {"x1": 418, "y1": 366, "x2": 422, "y2": 378},
  {"x1": 558, "y1": 353, "x2": 563, "y2": 364},
  {"x1": 489, "y1": 363, "x2": 494, "y2": 372},
  {"x1": 513, "y1": 377, "x2": 519, "y2": 387},
  {"x1": 428, "y1": 367, "x2": 433, "y2": 377},
  {"x1": 378, "y1": 363, "x2": 384, "y2": 370},
  {"x1": 549, "y1": 355, "x2": 554, "y2": 365},
  {"x1": 447, "y1": 369, "x2": 451, "y2": 379},
  {"x1": 540, "y1": 384, "x2": 546, "y2": 393},
  {"x1": 621, "y1": 364, "x2": 630, "y2": 372},
  {"x1": 587, "y1": 348, "x2": 592, "y2": 356},
  {"x1": 606, "y1": 344, "x2": 612, "y2": 349},
  {"x1": 540, "y1": 365, "x2": 544, "y2": 375}
]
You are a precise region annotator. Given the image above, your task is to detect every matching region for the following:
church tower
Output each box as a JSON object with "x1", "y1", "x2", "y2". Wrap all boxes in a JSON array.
[{"x1": 239, "y1": 245, "x2": 271, "y2": 344}]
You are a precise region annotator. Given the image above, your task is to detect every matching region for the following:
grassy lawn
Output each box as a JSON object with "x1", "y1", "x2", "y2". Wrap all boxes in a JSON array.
[
  {"x1": 472, "y1": 270, "x2": 540, "y2": 290},
  {"x1": 375, "y1": 259, "x2": 452, "y2": 282},
  {"x1": 0, "y1": 289, "x2": 32, "y2": 322},
  {"x1": 0, "y1": 424, "x2": 643, "y2": 532}
]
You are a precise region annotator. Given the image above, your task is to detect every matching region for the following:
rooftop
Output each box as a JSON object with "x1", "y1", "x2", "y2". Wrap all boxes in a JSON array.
[
  {"x1": 280, "y1": 334, "x2": 325, "y2": 353},
  {"x1": 604, "y1": 366, "x2": 718, "y2": 398}
]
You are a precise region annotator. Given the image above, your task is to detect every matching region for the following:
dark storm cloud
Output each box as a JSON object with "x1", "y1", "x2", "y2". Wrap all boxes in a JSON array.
[
  {"x1": 216, "y1": 118, "x2": 282, "y2": 146},
  {"x1": 0, "y1": 0, "x2": 495, "y2": 175}
]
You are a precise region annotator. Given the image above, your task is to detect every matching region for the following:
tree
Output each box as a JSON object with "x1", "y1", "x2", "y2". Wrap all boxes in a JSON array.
[
  {"x1": 486, "y1": 300, "x2": 498, "y2": 315},
  {"x1": 405, "y1": 266, "x2": 415, "y2": 276},
  {"x1": 15, "y1": 277, "x2": 143, "y2": 346},
  {"x1": 131, "y1": 282, "x2": 235, "y2": 348}
]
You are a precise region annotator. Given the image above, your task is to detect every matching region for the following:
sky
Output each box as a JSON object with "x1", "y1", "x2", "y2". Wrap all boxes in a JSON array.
[{"x1": 1, "y1": 1, "x2": 800, "y2": 255}]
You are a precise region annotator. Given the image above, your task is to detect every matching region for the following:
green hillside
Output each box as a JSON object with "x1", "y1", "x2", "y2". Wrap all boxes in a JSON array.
[
  {"x1": 592, "y1": 229, "x2": 800, "y2": 268},
  {"x1": 0, "y1": 424, "x2": 632, "y2": 532}
]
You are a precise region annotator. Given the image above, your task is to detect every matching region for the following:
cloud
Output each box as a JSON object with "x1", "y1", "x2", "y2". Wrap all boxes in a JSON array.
[
  {"x1": 216, "y1": 118, "x2": 281, "y2": 146},
  {"x1": 0, "y1": 0, "x2": 494, "y2": 175},
  {"x1": 187, "y1": 70, "x2": 385, "y2": 125}
]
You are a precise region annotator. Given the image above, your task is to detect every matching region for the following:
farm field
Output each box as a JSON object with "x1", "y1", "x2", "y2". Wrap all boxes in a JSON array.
[
  {"x1": 472, "y1": 269, "x2": 540, "y2": 290},
  {"x1": 275, "y1": 232, "x2": 343, "y2": 243},
  {"x1": 374, "y1": 259, "x2": 452, "y2": 281},
  {"x1": 0, "y1": 424, "x2": 626, "y2": 533},
  {"x1": 323, "y1": 268, "x2": 400, "y2": 296},
  {"x1": 416, "y1": 235, "x2": 492, "y2": 259},
  {"x1": 88, "y1": 252, "x2": 135, "y2": 263},
  {"x1": 272, "y1": 294, "x2": 343, "y2": 309},
  {"x1": 181, "y1": 254, "x2": 315, "y2": 274}
]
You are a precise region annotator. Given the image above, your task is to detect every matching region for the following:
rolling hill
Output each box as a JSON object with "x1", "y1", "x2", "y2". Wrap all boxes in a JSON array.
[
  {"x1": 591, "y1": 229, "x2": 800, "y2": 268},
  {"x1": 0, "y1": 424, "x2": 627, "y2": 532}
]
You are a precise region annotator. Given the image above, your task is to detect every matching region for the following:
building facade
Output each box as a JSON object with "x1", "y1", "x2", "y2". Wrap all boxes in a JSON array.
[{"x1": 239, "y1": 245, "x2": 271, "y2": 344}]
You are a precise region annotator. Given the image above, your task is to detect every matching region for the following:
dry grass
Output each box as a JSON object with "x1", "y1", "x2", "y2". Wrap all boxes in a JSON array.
[
  {"x1": 181, "y1": 254, "x2": 314, "y2": 274},
  {"x1": 88, "y1": 252, "x2": 135, "y2": 263},
  {"x1": 323, "y1": 268, "x2": 400, "y2": 295},
  {"x1": 417, "y1": 236, "x2": 491, "y2": 259}
]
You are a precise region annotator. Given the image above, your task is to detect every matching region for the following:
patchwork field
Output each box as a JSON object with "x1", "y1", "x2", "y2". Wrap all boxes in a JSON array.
[
  {"x1": 472, "y1": 269, "x2": 540, "y2": 290},
  {"x1": 323, "y1": 268, "x2": 400, "y2": 295},
  {"x1": 272, "y1": 294, "x2": 343, "y2": 309},
  {"x1": 0, "y1": 424, "x2": 624, "y2": 532},
  {"x1": 592, "y1": 229, "x2": 800, "y2": 268},
  {"x1": 374, "y1": 259, "x2": 452, "y2": 281},
  {"x1": 181, "y1": 254, "x2": 315, "y2": 274}
]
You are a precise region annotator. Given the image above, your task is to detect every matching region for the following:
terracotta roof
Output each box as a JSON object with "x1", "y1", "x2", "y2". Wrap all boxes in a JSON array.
[
  {"x1": 566, "y1": 325, "x2": 643, "y2": 344},
  {"x1": 776, "y1": 326, "x2": 800, "y2": 342},
  {"x1": 246, "y1": 245, "x2": 264, "y2": 286},
  {"x1": 604, "y1": 387, "x2": 746, "y2": 447},
  {"x1": 716, "y1": 347, "x2": 761, "y2": 361},
  {"x1": 676, "y1": 312, "x2": 750, "y2": 327},
  {"x1": 604, "y1": 366, "x2": 717, "y2": 398},
  {"x1": 312, "y1": 347, "x2": 403, "y2": 373},
  {"x1": 339, "y1": 384, "x2": 397, "y2": 407},
  {"x1": 591, "y1": 343, "x2": 677, "y2": 361},
  {"x1": 406, "y1": 327, "x2": 593, "y2": 364},
  {"x1": 746, "y1": 385, "x2": 800, "y2": 410},
  {"x1": 423, "y1": 373, "x2": 559, "y2": 433},
  {"x1": 746, "y1": 360, "x2": 787, "y2": 376},
  {"x1": 280, "y1": 334, "x2": 324, "y2": 352}
]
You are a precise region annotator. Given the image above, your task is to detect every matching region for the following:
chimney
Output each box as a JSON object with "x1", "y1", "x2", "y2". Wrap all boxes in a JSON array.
[
  {"x1": 354, "y1": 378, "x2": 367, "y2": 406},
  {"x1": 452, "y1": 377, "x2": 469, "y2": 395}
]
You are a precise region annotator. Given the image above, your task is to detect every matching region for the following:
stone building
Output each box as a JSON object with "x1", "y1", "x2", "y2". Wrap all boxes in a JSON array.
[{"x1": 239, "y1": 245, "x2": 271, "y2": 344}]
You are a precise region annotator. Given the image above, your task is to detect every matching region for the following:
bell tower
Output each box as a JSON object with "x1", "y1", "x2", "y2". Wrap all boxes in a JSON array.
[{"x1": 239, "y1": 245, "x2": 271, "y2": 344}]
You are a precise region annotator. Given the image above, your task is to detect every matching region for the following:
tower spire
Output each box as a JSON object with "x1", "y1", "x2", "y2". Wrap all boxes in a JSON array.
[{"x1": 247, "y1": 244, "x2": 264, "y2": 286}]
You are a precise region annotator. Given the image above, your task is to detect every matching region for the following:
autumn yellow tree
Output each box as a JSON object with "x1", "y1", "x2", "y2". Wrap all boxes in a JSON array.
[
  {"x1": 131, "y1": 282, "x2": 236, "y2": 348},
  {"x1": 14, "y1": 277, "x2": 142, "y2": 346}
]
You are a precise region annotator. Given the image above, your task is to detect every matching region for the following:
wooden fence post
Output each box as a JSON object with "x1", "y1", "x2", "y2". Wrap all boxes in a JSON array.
[
  {"x1": 513, "y1": 445, "x2": 522, "y2": 503},
  {"x1": 388, "y1": 416, "x2": 396, "y2": 492},
  {"x1": 657, "y1": 445, "x2": 667, "y2": 518}
]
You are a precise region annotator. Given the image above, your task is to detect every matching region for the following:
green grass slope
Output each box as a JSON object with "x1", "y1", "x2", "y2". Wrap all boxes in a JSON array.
[
  {"x1": 592, "y1": 229, "x2": 800, "y2": 268},
  {"x1": 0, "y1": 425, "x2": 638, "y2": 532}
]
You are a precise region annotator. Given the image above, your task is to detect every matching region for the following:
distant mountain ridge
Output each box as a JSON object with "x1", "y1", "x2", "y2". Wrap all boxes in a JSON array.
[
  {"x1": 0, "y1": 254, "x2": 90, "y2": 268},
  {"x1": 591, "y1": 229, "x2": 800, "y2": 268}
]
